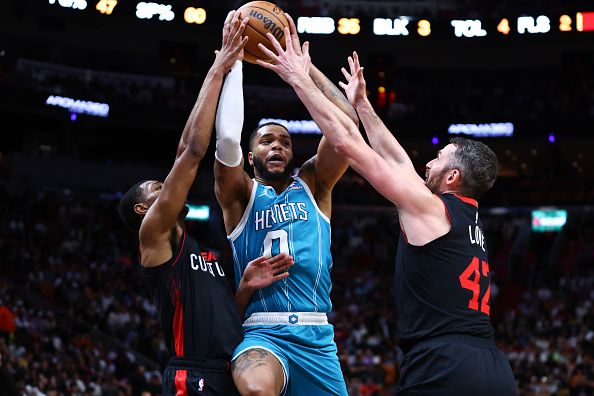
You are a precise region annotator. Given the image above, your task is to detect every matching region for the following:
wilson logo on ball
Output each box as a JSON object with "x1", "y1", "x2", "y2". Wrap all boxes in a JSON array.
[{"x1": 249, "y1": 10, "x2": 285, "y2": 40}]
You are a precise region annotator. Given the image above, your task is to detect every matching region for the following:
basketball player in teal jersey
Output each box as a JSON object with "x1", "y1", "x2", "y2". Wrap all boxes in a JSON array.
[
  {"x1": 213, "y1": 14, "x2": 358, "y2": 396},
  {"x1": 258, "y1": 28, "x2": 518, "y2": 396}
]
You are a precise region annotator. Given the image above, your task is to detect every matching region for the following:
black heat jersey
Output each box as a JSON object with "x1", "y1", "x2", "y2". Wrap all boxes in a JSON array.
[
  {"x1": 395, "y1": 193, "x2": 494, "y2": 352},
  {"x1": 139, "y1": 231, "x2": 243, "y2": 359}
]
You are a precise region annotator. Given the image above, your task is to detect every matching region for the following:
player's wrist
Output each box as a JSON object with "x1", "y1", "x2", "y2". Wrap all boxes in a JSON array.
[
  {"x1": 288, "y1": 72, "x2": 314, "y2": 91},
  {"x1": 209, "y1": 62, "x2": 227, "y2": 79},
  {"x1": 238, "y1": 277, "x2": 256, "y2": 294},
  {"x1": 354, "y1": 96, "x2": 372, "y2": 112}
]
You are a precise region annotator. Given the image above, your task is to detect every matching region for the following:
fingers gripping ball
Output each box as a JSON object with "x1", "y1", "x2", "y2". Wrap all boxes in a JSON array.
[{"x1": 237, "y1": 1, "x2": 288, "y2": 64}]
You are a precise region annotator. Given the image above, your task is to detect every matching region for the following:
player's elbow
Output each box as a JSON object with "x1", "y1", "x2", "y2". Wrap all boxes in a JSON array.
[
  {"x1": 184, "y1": 143, "x2": 207, "y2": 161},
  {"x1": 331, "y1": 136, "x2": 353, "y2": 158}
]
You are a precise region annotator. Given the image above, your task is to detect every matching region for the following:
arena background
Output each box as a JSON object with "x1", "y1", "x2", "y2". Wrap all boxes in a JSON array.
[{"x1": 1, "y1": 0, "x2": 593, "y2": 395}]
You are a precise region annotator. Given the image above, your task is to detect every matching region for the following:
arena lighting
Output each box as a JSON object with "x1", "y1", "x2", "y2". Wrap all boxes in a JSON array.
[
  {"x1": 46, "y1": 95, "x2": 110, "y2": 117},
  {"x1": 448, "y1": 123, "x2": 514, "y2": 137},
  {"x1": 450, "y1": 20, "x2": 486, "y2": 37},
  {"x1": 373, "y1": 17, "x2": 410, "y2": 36},
  {"x1": 517, "y1": 16, "x2": 550, "y2": 34},
  {"x1": 337, "y1": 18, "x2": 361, "y2": 35},
  {"x1": 258, "y1": 118, "x2": 321, "y2": 135},
  {"x1": 186, "y1": 205, "x2": 210, "y2": 221},
  {"x1": 531, "y1": 209, "x2": 567, "y2": 232},
  {"x1": 95, "y1": 0, "x2": 117, "y2": 15},
  {"x1": 577, "y1": 12, "x2": 594, "y2": 31},
  {"x1": 548, "y1": 133, "x2": 556, "y2": 143},
  {"x1": 135, "y1": 2, "x2": 174, "y2": 21},
  {"x1": 297, "y1": 17, "x2": 335, "y2": 34},
  {"x1": 184, "y1": 7, "x2": 206, "y2": 24},
  {"x1": 48, "y1": 0, "x2": 87, "y2": 10}
]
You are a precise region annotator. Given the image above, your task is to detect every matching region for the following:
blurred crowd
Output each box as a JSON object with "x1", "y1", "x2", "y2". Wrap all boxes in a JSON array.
[{"x1": 1, "y1": 185, "x2": 593, "y2": 395}]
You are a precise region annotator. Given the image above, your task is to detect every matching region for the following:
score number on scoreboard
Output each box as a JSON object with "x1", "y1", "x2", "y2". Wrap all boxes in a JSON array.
[{"x1": 96, "y1": 0, "x2": 117, "y2": 15}]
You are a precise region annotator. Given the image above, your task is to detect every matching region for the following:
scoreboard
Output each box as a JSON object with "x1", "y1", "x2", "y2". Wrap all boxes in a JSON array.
[{"x1": 44, "y1": 0, "x2": 594, "y2": 39}]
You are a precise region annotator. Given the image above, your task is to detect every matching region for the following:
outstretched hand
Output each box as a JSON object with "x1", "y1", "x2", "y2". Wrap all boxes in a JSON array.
[
  {"x1": 339, "y1": 51, "x2": 367, "y2": 107},
  {"x1": 240, "y1": 253, "x2": 294, "y2": 291},
  {"x1": 256, "y1": 27, "x2": 311, "y2": 86},
  {"x1": 284, "y1": 13, "x2": 304, "y2": 57},
  {"x1": 214, "y1": 10, "x2": 249, "y2": 73}
]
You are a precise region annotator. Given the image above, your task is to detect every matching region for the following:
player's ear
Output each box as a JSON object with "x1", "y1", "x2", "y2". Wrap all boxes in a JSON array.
[
  {"x1": 248, "y1": 151, "x2": 254, "y2": 166},
  {"x1": 447, "y1": 169, "x2": 461, "y2": 186},
  {"x1": 134, "y1": 203, "x2": 149, "y2": 215}
]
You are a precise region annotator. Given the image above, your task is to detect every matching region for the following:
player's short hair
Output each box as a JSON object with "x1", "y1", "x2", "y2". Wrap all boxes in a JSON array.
[
  {"x1": 448, "y1": 137, "x2": 498, "y2": 199},
  {"x1": 249, "y1": 122, "x2": 290, "y2": 151},
  {"x1": 118, "y1": 180, "x2": 149, "y2": 232}
]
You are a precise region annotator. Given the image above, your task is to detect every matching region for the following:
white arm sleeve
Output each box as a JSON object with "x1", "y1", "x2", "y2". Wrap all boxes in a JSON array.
[{"x1": 215, "y1": 60, "x2": 244, "y2": 167}]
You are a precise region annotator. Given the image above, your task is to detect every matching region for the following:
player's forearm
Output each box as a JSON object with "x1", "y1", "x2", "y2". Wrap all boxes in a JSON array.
[
  {"x1": 309, "y1": 64, "x2": 360, "y2": 127},
  {"x1": 291, "y1": 75, "x2": 362, "y2": 160},
  {"x1": 355, "y1": 98, "x2": 415, "y2": 169},
  {"x1": 214, "y1": 60, "x2": 244, "y2": 167},
  {"x1": 235, "y1": 282, "x2": 255, "y2": 319},
  {"x1": 176, "y1": 65, "x2": 226, "y2": 160}
]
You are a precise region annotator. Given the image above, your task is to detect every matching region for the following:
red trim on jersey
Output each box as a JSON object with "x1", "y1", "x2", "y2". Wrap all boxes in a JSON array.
[
  {"x1": 171, "y1": 231, "x2": 187, "y2": 267},
  {"x1": 174, "y1": 369, "x2": 187, "y2": 396},
  {"x1": 454, "y1": 194, "x2": 478, "y2": 208},
  {"x1": 436, "y1": 195, "x2": 453, "y2": 225},
  {"x1": 173, "y1": 290, "x2": 184, "y2": 357},
  {"x1": 400, "y1": 226, "x2": 409, "y2": 243}
]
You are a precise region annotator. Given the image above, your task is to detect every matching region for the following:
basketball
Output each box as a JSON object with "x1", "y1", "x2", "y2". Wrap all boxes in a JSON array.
[{"x1": 237, "y1": 1, "x2": 288, "y2": 64}]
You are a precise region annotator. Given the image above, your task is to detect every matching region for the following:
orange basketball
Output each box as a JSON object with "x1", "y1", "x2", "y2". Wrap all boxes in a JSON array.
[{"x1": 237, "y1": 1, "x2": 288, "y2": 64}]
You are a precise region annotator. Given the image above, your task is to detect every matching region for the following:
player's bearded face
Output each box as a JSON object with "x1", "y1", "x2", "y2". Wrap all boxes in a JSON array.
[
  {"x1": 425, "y1": 166, "x2": 449, "y2": 194},
  {"x1": 253, "y1": 155, "x2": 294, "y2": 181}
]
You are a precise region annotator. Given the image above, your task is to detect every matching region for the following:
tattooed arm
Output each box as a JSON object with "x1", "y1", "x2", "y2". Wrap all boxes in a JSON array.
[{"x1": 310, "y1": 63, "x2": 359, "y2": 127}]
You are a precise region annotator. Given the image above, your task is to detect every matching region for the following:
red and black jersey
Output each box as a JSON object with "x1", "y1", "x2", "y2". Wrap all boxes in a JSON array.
[
  {"x1": 395, "y1": 193, "x2": 494, "y2": 352},
  {"x1": 139, "y1": 231, "x2": 242, "y2": 360}
]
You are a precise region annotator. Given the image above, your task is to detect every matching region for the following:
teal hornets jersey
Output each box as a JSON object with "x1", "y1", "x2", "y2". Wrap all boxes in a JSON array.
[{"x1": 229, "y1": 177, "x2": 333, "y2": 319}]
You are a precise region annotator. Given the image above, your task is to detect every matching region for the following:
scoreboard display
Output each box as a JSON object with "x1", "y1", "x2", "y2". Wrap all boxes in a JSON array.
[{"x1": 44, "y1": 0, "x2": 594, "y2": 39}]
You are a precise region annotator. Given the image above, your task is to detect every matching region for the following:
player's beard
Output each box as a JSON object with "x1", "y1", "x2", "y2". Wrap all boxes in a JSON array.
[
  {"x1": 253, "y1": 155, "x2": 294, "y2": 182},
  {"x1": 425, "y1": 167, "x2": 449, "y2": 194}
]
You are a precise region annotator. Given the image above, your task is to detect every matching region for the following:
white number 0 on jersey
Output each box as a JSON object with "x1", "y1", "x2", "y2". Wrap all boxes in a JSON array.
[{"x1": 263, "y1": 229, "x2": 290, "y2": 258}]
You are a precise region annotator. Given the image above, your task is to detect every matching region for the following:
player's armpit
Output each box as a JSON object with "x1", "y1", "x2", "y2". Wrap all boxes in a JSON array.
[
  {"x1": 138, "y1": 240, "x2": 174, "y2": 268},
  {"x1": 140, "y1": 150, "x2": 199, "y2": 242},
  {"x1": 214, "y1": 160, "x2": 253, "y2": 234}
]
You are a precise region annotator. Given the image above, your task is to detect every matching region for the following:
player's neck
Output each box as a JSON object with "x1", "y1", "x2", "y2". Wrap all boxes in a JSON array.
[{"x1": 255, "y1": 175, "x2": 292, "y2": 195}]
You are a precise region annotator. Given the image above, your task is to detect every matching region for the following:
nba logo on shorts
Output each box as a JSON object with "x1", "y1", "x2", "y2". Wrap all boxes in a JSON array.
[{"x1": 198, "y1": 378, "x2": 204, "y2": 391}]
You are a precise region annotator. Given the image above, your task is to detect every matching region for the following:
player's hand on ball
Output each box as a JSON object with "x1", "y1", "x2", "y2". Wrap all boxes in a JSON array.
[
  {"x1": 215, "y1": 10, "x2": 249, "y2": 72},
  {"x1": 339, "y1": 51, "x2": 367, "y2": 107},
  {"x1": 241, "y1": 253, "x2": 294, "y2": 291},
  {"x1": 256, "y1": 27, "x2": 311, "y2": 85},
  {"x1": 284, "y1": 13, "x2": 303, "y2": 57}
]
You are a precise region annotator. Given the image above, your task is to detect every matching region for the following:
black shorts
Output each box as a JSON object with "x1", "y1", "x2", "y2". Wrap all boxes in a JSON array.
[
  {"x1": 396, "y1": 335, "x2": 518, "y2": 396},
  {"x1": 162, "y1": 356, "x2": 240, "y2": 396}
]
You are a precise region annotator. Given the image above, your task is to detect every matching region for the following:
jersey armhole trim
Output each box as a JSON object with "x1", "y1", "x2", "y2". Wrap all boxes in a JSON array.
[
  {"x1": 138, "y1": 230, "x2": 186, "y2": 274},
  {"x1": 436, "y1": 194, "x2": 453, "y2": 225},
  {"x1": 294, "y1": 176, "x2": 330, "y2": 224},
  {"x1": 171, "y1": 231, "x2": 187, "y2": 267},
  {"x1": 228, "y1": 180, "x2": 258, "y2": 242},
  {"x1": 400, "y1": 225, "x2": 409, "y2": 243}
]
